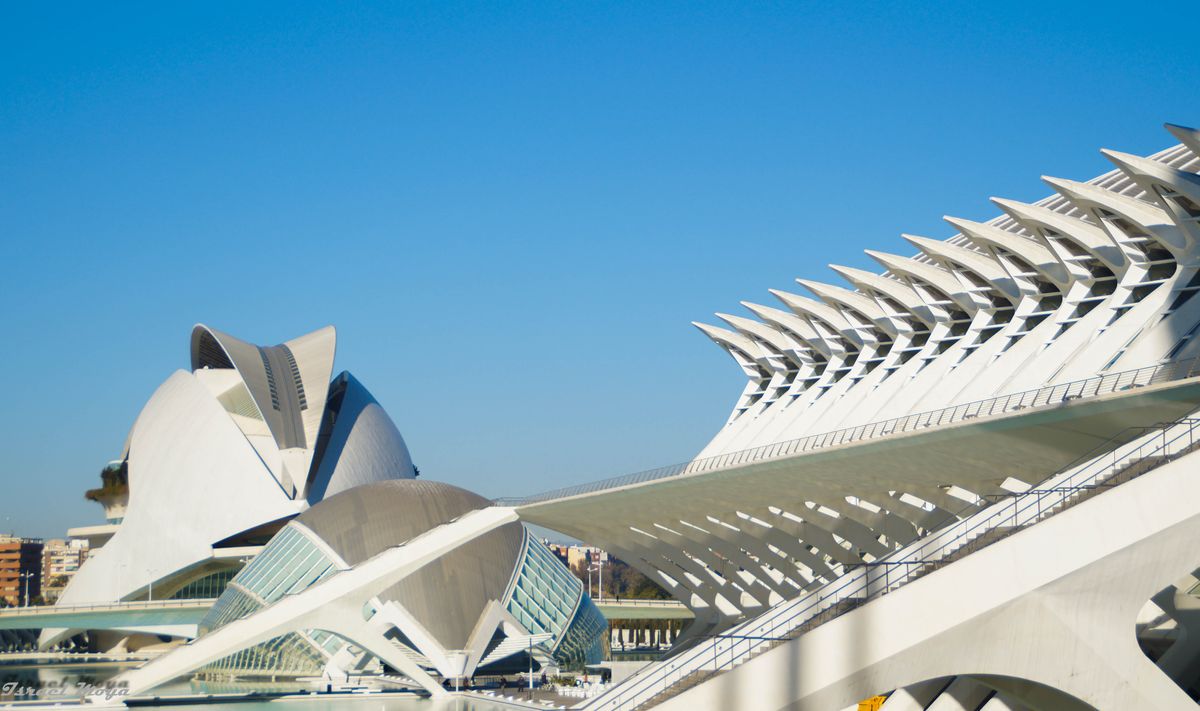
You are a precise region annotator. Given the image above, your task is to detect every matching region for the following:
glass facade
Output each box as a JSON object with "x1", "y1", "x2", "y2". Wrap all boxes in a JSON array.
[
  {"x1": 198, "y1": 524, "x2": 346, "y2": 677},
  {"x1": 554, "y1": 594, "x2": 608, "y2": 666},
  {"x1": 169, "y1": 568, "x2": 239, "y2": 600},
  {"x1": 505, "y1": 534, "x2": 607, "y2": 667},
  {"x1": 506, "y1": 535, "x2": 583, "y2": 639},
  {"x1": 192, "y1": 519, "x2": 607, "y2": 679},
  {"x1": 200, "y1": 631, "x2": 329, "y2": 676}
]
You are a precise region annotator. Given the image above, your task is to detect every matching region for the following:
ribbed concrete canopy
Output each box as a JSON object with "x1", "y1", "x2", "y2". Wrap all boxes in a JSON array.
[{"x1": 299, "y1": 479, "x2": 523, "y2": 650}]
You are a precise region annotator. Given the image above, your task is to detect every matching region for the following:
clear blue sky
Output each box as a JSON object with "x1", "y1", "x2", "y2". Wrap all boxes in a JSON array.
[{"x1": 2, "y1": 2, "x2": 1197, "y2": 538}]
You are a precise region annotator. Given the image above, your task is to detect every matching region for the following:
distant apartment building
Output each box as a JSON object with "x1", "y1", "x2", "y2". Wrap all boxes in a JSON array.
[
  {"x1": 41, "y1": 539, "x2": 88, "y2": 603},
  {"x1": 541, "y1": 541, "x2": 609, "y2": 582},
  {"x1": 566, "y1": 545, "x2": 608, "y2": 571},
  {"x1": 544, "y1": 541, "x2": 570, "y2": 566},
  {"x1": 0, "y1": 536, "x2": 43, "y2": 607}
]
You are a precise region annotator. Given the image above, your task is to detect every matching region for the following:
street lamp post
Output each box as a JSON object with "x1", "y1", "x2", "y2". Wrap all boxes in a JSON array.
[
  {"x1": 19, "y1": 572, "x2": 33, "y2": 607},
  {"x1": 587, "y1": 561, "x2": 605, "y2": 602}
]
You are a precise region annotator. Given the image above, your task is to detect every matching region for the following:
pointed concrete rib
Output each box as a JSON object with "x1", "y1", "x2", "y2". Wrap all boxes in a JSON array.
[
  {"x1": 901, "y1": 234, "x2": 1019, "y2": 300},
  {"x1": 943, "y1": 216, "x2": 1070, "y2": 288},
  {"x1": 715, "y1": 312, "x2": 796, "y2": 359},
  {"x1": 990, "y1": 198, "x2": 1110, "y2": 247},
  {"x1": 1165, "y1": 123, "x2": 1200, "y2": 159},
  {"x1": 769, "y1": 289, "x2": 850, "y2": 329},
  {"x1": 990, "y1": 197, "x2": 1126, "y2": 273},
  {"x1": 692, "y1": 321, "x2": 762, "y2": 361},
  {"x1": 1041, "y1": 176, "x2": 1170, "y2": 227},
  {"x1": 828, "y1": 265, "x2": 923, "y2": 306},
  {"x1": 864, "y1": 250, "x2": 976, "y2": 312},
  {"x1": 1102, "y1": 149, "x2": 1200, "y2": 208},
  {"x1": 769, "y1": 290, "x2": 865, "y2": 348},
  {"x1": 795, "y1": 278, "x2": 892, "y2": 327},
  {"x1": 741, "y1": 301, "x2": 831, "y2": 357},
  {"x1": 1041, "y1": 176, "x2": 1186, "y2": 253},
  {"x1": 828, "y1": 264, "x2": 935, "y2": 328}
]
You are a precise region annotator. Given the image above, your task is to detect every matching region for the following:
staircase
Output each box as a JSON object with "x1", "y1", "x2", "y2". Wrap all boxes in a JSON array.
[
  {"x1": 585, "y1": 417, "x2": 1200, "y2": 711},
  {"x1": 637, "y1": 670, "x2": 718, "y2": 709}
]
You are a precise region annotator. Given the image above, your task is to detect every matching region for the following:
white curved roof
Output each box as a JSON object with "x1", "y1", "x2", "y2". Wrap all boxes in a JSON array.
[{"x1": 52, "y1": 324, "x2": 414, "y2": 622}]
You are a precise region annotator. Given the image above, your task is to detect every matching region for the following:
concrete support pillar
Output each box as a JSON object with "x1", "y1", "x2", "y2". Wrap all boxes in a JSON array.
[
  {"x1": 926, "y1": 677, "x2": 992, "y2": 711},
  {"x1": 880, "y1": 679, "x2": 950, "y2": 710}
]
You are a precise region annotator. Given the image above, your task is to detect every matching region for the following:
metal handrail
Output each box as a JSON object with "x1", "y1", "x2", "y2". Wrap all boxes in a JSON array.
[
  {"x1": 586, "y1": 417, "x2": 1200, "y2": 710},
  {"x1": 598, "y1": 599, "x2": 688, "y2": 608},
  {"x1": 0, "y1": 598, "x2": 217, "y2": 616},
  {"x1": 501, "y1": 357, "x2": 1200, "y2": 507}
]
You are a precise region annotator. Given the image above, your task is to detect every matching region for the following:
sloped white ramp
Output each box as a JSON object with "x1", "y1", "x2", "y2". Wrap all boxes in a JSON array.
[{"x1": 648, "y1": 446, "x2": 1200, "y2": 711}]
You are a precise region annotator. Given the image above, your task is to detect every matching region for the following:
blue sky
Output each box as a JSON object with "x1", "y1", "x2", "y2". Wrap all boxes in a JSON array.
[{"x1": 2, "y1": 2, "x2": 1198, "y2": 537}]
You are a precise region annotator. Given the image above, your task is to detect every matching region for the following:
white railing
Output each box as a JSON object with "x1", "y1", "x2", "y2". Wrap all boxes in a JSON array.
[
  {"x1": 584, "y1": 418, "x2": 1200, "y2": 710},
  {"x1": 598, "y1": 599, "x2": 689, "y2": 609},
  {"x1": 501, "y1": 357, "x2": 1200, "y2": 507},
  {"x1": 0, "y1": 598, "x2": 216, "y2": 617}
]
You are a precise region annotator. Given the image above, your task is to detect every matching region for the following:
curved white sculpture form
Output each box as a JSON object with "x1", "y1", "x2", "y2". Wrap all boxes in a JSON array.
[
  {"x1": 304, "y1": 372, "x2": 415, "y2": 504},
  {"x1": 45, "y1": 325, "x2": 416, "y2": 647}
]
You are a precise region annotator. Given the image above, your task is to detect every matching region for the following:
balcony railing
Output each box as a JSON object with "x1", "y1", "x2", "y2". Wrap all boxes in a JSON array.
[{"x1": 498, "y1": 356, "x2": 1200, "y2": 507}]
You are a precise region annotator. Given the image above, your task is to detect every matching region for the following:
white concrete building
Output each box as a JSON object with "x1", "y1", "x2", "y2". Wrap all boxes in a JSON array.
[
  {"x1": 99, "y1": 123, "x2": 1200, "y2": 709},
  {"x1": 45, "y1": 324, "x2": 418, "y2": 645},
  {"x1": 193, "y1": 479, "x2": 606, "y2": 686},
  {"x1": 693, "y1": 123, "x2": 1200, "y2": 459}
]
